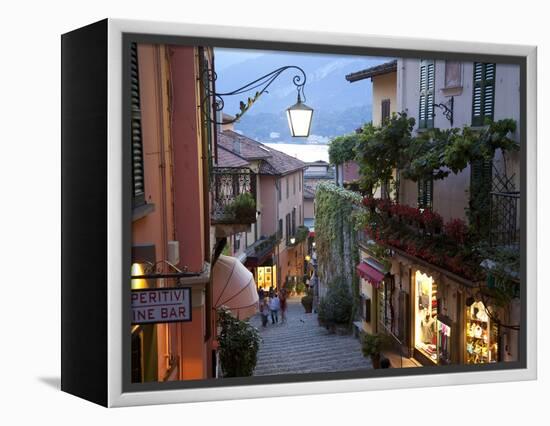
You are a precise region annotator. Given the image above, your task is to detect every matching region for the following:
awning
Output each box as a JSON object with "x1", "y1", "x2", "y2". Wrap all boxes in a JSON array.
[
  {"x1": 213, "y1": 255, "x2": 259, "y2": 320},
  {"x1": 356, "y1": 262, "x2": 385, "y2": 287}
]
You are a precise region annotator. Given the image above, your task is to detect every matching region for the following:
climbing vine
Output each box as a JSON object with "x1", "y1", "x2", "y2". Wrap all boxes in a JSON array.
[{"x1": 315, "y1": 183, "x2": 363, "y2": 313}]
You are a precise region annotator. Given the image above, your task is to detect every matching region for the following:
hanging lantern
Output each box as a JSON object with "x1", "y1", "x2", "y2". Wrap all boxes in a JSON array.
[{"x1": 286, "y1": 93, "x2": 314, "y2": 137}]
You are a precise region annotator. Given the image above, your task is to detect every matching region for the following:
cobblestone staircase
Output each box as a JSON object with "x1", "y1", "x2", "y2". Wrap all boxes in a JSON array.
[{"x1": 250, "y1": 297, "x2": 372, "y2": 376}]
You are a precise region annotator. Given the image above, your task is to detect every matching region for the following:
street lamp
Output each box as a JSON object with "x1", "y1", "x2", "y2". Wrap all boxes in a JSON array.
[
  {"x1": 201, "y1": 65, "x2": 313, "y2": 137},
  {"x1": 286, "y1": 93, "x2": 314, "y2": 137},
  {"x1": 305, "y1": 255, "x2": 311, "y2": 262}
]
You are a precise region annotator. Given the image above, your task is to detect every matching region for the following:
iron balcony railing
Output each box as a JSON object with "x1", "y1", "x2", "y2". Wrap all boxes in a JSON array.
[
  {"x1": 211, "y1": 167, "x2": 257, "y2": 225},
  {"x1": 490, "y1": 191, "x2": 520, "y2": 247}
]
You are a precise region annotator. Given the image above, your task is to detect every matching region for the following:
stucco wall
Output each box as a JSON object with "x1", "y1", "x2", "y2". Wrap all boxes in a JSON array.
[
  {"x1": 259, "y1": 175, "x2": 277, "y2": 236},
  {"x1": 304, "y1": 198, "x2": 314, "y2": 219},
  {"x1": 170, "y1": 45, "x2": 206, "y2": 272},
  {"x1": 397, "y1": 59, "x2": 521, "y2": 223},
  {"x1": 372, "y1": 71, "x2": 397, "y2": 126}
]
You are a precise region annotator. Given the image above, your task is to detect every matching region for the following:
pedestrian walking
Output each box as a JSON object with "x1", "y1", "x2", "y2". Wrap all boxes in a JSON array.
[
  {"x1": 268, "y1": 285, "x2": 274, "y2": 299},
  {"x1": 279, "y1": 290, "x2": 287, "y2": 323},
  {"x1": 260, "y1": 298, "x2": 269, "y2": 327},
  {"x1": 269, "y1": 293, "x2": 280, "y2": 324},
  {"x1": 258, "y1": 287, "x2": 265, "y2": 301}
]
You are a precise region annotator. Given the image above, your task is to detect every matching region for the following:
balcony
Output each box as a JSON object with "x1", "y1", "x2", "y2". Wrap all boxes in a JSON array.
[
  {"x1": 287, "y1": 225, "x2": 309, "y2": 247},
  {"x1": 490, "y1": 191, "x2": 520, "y2": 248},
  {"x1": 211, "y1": 167, "x2": 257, "y2": 236}
]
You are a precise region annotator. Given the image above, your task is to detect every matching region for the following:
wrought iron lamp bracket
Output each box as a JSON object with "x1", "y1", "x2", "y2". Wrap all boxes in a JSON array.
[
  {"x1": 200, "y1": 65, "x2": 308, "y2": 125},
  {"x1": 432, "y1": 96, "x2": 454, "y2": 126}
]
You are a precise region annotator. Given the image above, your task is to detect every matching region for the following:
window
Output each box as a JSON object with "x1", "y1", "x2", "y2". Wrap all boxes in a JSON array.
[
  {"x1": 417, "y1": 177, "x2": 433, "y2": 210},
  {"x1": 299, "y1": 173, "x2": 302, "y2": 192},
  {"x1": 292, "y1": 208, "x2": 296, "y2": 235},
  {"x1": 381, "y1": 99, "x2": 391, "y2": 123},
  {"x1": 278, "y1": 219, "x2": 283, "y2": 240},
  {"x1": 299, "y1": 207, "x2": 302, "y2": 225},
  {"x1": 277, "y1": 179, "x2": 281, "y2": 202},
  {"x1": 285, "y1": 213, "x2": 291, "y2": 243},
  {"x1": 472, "y1": 62, "x2": 496, "y2": 126},
  {"x1": 233, "y1": 234, "x2": 241, "y2": 251},
  {"x1": 418, "y1": 59, "x2": 435, "y2": 129},
  {"x1": 293, "y1": 175, "x2": 296, "y2": 195},
  {"x1": 444, "y1": 61, "x2": 462, "y2": 89},
  {"x1": 286, "y1": 177, "x2": 289, "y2": 199},
  {"x1": 130, "y1": 42, "x2": 145, "y2": 207}
]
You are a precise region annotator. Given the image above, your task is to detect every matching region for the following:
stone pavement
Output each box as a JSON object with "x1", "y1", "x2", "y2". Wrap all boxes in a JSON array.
[{"x1": 250, "y1": 297, "x2": 372, "y2": 376}]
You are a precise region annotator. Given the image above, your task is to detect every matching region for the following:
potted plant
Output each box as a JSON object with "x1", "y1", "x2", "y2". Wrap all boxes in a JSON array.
[
  {"x1": 224, "y1": 192, "x2": 256, "y2": 223},
  {"x1": 285, "y1": 281, "x2": 295, "y2": 295},
  {"x1": 361, "y1": 333, "x2": 388, "y2": 369},
  {"x1": 217, "y1": 307, "x2": 261, "y2": 377},
  {"x1": 295, "y1": 282, "x2": 306, "y2": 295},
  {"x1": 301, "y1": 291, "x2": 313, "y2": 313},
  {"x1": 316, "y1": 277, "x2": 353, "y2": 334}
]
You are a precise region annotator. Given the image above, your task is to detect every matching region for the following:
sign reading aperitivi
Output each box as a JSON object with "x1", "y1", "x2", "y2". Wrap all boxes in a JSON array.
[{"x1": 131, "y1": 287, "x2": 192, "y2": 324}]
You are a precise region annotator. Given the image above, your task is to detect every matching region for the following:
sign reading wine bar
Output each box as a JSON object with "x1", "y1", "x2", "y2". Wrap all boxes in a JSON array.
[{"x1": 131, "y1": 287, "x2": 192, "y2": 324}]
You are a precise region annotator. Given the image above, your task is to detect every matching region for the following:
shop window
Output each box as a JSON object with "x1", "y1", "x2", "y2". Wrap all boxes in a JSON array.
[
  {"x1": 466, "y1": 300, "x2": 499, "y2": 363},
  {"x1": 414, "y1": 271, "x2": 439, "y2": 363}
]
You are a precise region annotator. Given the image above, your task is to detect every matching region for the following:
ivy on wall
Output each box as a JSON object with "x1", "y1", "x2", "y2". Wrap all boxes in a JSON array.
[{"x1": 315, "y1": 182, "x2": 363, "y2": 314}]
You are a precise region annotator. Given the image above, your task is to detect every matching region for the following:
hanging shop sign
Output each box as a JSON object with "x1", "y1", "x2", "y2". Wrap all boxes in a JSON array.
[{"x1": 131, "y1": 287, "x2": 192, "y2": 324}]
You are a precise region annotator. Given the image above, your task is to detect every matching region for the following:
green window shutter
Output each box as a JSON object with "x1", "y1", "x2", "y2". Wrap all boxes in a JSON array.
[
  {"x1": 472, "y1": 62, "x2": 496, "y2": 126},
  {"x1": 418, "y1": 177, "x2": 434, "y2": 209},
  {"x1": 469, "y1": 157, "x2": 493, "y2": 234},
  {"x1": 130, "y1": 42, "x2": 145, "y2": 208},
  {"x1": 419, "y1": 60, "x2": 435, "y2": 129}
]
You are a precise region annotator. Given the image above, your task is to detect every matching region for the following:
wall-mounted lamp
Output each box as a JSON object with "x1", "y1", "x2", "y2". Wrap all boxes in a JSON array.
[{"x1": 201, "y1": 65, "x2": 314, "y2": 137}]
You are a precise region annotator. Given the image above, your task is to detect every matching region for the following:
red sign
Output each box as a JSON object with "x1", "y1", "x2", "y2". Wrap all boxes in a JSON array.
[{"x1": 131, "y1": 287, "x2": 192, "y2": 324}]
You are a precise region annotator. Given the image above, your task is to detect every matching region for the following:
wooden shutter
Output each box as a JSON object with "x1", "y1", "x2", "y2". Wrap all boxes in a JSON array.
[
  {"x1": 130, "y1": 42, "x2": 145, "y2": 207},
  {"x1": 419, "y1": 60, "x2": 435, "y2": 129},
  {"x1": 472, "y1": 62, "x2": 496, "y2": 126},
  {"x1": 418, "y1": 177, "x2": 434, "y2": 209},
  {"x1": 292, "y1": 207, "x2": 296, "y2": 235},
  {"x1": 381, "y1": 99, "x2": 391, "y2": 123}
]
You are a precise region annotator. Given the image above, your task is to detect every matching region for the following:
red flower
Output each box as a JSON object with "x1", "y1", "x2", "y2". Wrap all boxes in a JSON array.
[
  {"x1": 362, "y1": 196, "x2": 377, "y2": 209},
  {"x1": 444, "y1": 218, "x2": 468, "y2": 244}
]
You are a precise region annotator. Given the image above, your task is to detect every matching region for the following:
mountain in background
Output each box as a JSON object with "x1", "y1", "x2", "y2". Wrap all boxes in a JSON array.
[{"x1": 214, "y1": 49, "x2": 391, "y2": 143}]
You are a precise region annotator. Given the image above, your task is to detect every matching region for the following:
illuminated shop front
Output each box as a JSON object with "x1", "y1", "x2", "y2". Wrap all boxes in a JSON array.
[
  {"x1": 413, "y1": 270, "x2": 452, "y2": 365},
  {"x1": 465, "y1": 300, "x2": 499, "y2": 364},
  {"x1": 255, "y1": 265, "x2": 277, "y2": 290}
]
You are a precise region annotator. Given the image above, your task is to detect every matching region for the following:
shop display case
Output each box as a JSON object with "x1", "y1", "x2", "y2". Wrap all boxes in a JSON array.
[{"x1": 466, "y1": 301, "x2": 499, "y2": 364}]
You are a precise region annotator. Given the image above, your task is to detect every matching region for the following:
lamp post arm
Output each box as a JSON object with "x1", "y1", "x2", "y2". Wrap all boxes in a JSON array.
[{"x1": 201, "y1": 65, "x2": 307, "y2": 125}]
